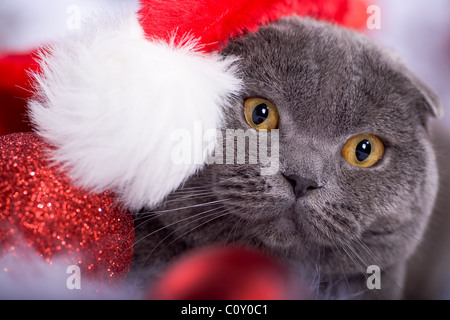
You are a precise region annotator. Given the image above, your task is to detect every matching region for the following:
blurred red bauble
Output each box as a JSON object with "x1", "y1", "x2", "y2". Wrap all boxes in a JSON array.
[
  {"x1": 0, "y1": 132, "x2": 134, "y2": 284},
  {"x1": 150, "y1": 245, "x2": 306, "y2": 300}
]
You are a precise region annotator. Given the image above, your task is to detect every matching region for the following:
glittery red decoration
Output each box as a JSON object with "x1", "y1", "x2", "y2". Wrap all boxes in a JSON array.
[{"x1": 0, "y1": 132, "x2": 134, "y2": 284}]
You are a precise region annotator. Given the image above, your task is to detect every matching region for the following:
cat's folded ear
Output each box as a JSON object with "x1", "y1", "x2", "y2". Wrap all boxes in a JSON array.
[
  {"x1": 406, "y1": 69, "x2": 444, "y2": 120},
  {"x1": 386, "y1": 49, "x2": 443, "y2": 120}
]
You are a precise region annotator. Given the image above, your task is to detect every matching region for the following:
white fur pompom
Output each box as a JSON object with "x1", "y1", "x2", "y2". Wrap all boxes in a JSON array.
[{"x1": 29, "y1": 11, "x2": 241, "y2": 210}]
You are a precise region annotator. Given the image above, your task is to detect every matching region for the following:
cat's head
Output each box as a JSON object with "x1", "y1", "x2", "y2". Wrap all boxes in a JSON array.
[{"x1": 172, "y1": 17, "x2": 443, "y2": 273}]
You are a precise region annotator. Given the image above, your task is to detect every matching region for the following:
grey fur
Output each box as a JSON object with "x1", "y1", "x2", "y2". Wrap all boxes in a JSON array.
[{"x1": 130, "y1": 17, "x2": 442, "y2": 299}]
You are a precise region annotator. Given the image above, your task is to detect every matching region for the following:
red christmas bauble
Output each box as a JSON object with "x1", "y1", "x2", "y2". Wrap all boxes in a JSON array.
[
  {"x1": 0, "y1": 132, "x2": 134, "y2": 284},
  {"x1": 150, "y1": 245, "x2": 307, "y2": 300}
]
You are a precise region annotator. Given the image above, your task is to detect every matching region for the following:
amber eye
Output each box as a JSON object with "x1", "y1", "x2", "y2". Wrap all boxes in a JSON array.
[
  {"x1": 244, "y1": 98, "x2": 279, "y2": 130},
  {"x1": 341, "y1": 134, "x2": 385, "y2": 168}
]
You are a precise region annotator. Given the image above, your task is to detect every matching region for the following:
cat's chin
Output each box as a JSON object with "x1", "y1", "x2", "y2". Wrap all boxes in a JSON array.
[{"x1": 254, "y1": 216, "x2": 301, "y2": 255}]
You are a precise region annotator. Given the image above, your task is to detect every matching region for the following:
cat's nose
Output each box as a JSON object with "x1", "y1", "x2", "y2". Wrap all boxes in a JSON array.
[{"x1": 284, "y1": 174, "x2": 319, "y2": 198}]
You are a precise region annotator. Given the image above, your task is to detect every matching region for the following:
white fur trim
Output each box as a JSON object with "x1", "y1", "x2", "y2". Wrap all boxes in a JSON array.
[
  {"x1": 29, "y1": 11, "x2": 241, "y2": 210},
  {"x1": 0, "y1": 247, "x2": 139, "y2": 299}
]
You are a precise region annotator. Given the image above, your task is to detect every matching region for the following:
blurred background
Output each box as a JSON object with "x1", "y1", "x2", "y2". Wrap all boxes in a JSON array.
[{"x1": 0, "y1": 0, "x2": 449, "y2": 299}]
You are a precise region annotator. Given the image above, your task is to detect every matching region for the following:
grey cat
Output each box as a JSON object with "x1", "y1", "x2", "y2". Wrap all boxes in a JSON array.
[{"x1": 129, "y1": 17, "x2": 444, "y2": 300}]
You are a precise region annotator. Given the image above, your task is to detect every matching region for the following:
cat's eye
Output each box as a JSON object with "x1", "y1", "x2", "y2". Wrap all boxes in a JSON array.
[
  {"x1": 341, "y1": 134, "x2": 385, "y2": 168},
  {"x1": 244, "y1": 98, "x2": 279, "y2": 130}
]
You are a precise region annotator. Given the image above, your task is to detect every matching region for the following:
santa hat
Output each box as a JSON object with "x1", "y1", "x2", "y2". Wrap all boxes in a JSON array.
[{"x1": 26, "y1": 0, "x2": 366, "y2": 210}]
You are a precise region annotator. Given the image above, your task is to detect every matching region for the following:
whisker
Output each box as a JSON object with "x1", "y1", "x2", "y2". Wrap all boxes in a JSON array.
[
  {"x1": 224, "y1": 212, "x2": 245, "y2": 244},
  {"x1": 167, "y1": 189, "x2": 212, "y2": 196},
  {"x1": 161, "y1": 193, "x2": 215, "y2": 205},
  {"x1": 135, "y1": 206, "x2": 226, "y2": 248},
  {"x1": 332, "y1": 244, "x2": 351, "y2": 293},
  {"x1": 142, "y1": 209, "x2": 230, "y2": 264},
  {"x1": 353, "y1": 237, "x2": 385, "y2": 270},
  {"x1": 153, "y1": 210, "x2": 232, "y2": 256},
  {"x1": 343, "y1": 241, "x2": 368, "y2": 277},
  {"x1": 138, "y1": 198, "x2": 230, "y2": 216},
  {"x1": 381, "y1": 223, "x2": 450, "y2": 271},
  {"x1": 131, "y1": 194, "x2": 218, "y2": 223},
  {"x1": 177, "y1": 185, "x2": 211, "y2": 191},
  {"x1": 121, "y1": 204, "x2": 228, "y2": 258},
  {"x1": 131, "y1": 213, "x2": 162, "y2": 223}
]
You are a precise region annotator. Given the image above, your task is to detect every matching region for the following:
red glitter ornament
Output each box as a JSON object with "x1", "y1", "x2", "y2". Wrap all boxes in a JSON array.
[{"x1": 0, "y1": 132, "x2": 134, "y2": 284}]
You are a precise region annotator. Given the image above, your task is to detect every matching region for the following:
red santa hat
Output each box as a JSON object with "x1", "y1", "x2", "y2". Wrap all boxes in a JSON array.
[
  {"x1": 23, "y1": 0, "x2": 365, "y2": 210},
  {"x1": 138, "y1": 0, "x2": 354, "y2": 51}
]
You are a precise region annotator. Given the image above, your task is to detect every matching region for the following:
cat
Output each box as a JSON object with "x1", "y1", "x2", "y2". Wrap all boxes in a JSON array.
[{"x1": 129, "y1": 16, "x2": 444, "y2": 300}]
